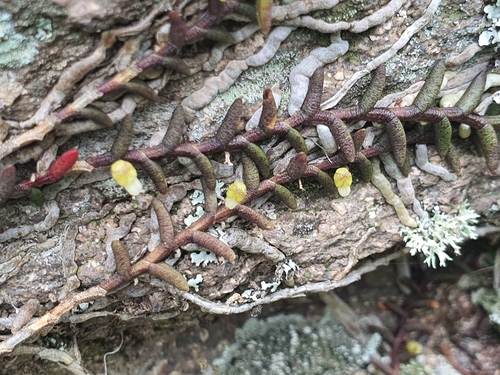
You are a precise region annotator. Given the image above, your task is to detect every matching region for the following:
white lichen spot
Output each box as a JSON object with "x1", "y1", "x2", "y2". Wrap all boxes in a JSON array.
[
  {"x1": 190, "y1": 250, "x2": 218, "y2": 266},
  {"x1": 479, "y1": 2, "x2": 500, "y2": 48},
  {"x1": 184, "y1": 206, "x2": 205, "y2": 226},
  {"x1": 215, "y1": 180, "x2": 225, "y2": 200},
  {"x1": 189, "y1": 180, "x2": 225, "y2": 205},
  {"x1": 261, "y1": 280, "x2": 280, "y2": 292},
  {"x1": 35, "y1": 18, "x2": 53, "y2": 41},
  {"x1": 78, "y1": 302, "x2": 90, "y2": 311},
  {"x1": 281, "y1": 259, "x2": 300, "y2": 282},
  {"x1": 399, "y1": 201, "x2": 479, "y2": 268},
  {"x1": 190, "y1": 189, "x2": 205, "y2": 205},
  {"x1": 187, "y1": 274, "x2": 203, "y2": 291}
]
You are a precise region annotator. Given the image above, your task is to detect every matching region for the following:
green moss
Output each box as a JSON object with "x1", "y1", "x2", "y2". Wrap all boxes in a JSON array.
[
  {"x1": 343, "y1": 50, "x2": 361, "y2": 66},
  {"x1": 132, "y1": 200, "x2": 139, "y2": 210},
  {"x1": 303, "y1": 270, "x2": 312, "y2": 282},
  {"x1": 284, "y1": 179, "x2": 331, "y2": 202},
  {"x1": 439, "y1": 2, "x2": 473, "y2": 25},
  {"x1": 486, "y1": 101, "x2": 500, "y2": 116}
]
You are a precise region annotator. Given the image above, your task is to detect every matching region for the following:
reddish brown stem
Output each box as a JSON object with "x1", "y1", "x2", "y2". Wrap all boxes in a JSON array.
[{"x1": 21, "y1": 149, "x2": 79, "y2": 189}]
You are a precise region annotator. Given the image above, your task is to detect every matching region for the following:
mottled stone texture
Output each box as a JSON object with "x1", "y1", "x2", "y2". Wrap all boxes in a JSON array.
[{"x1": 0, "y1": 0, "x2": 499, "y2": 373}]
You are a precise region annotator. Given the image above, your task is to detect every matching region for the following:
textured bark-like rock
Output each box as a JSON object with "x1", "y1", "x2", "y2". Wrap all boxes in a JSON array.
[{"x1": 0, "y1": 0, "x2": 498, "y2": 373}]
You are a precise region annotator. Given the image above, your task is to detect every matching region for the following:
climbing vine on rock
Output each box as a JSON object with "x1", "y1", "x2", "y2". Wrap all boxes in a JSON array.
[{"x1": 0, "y1": 0, "x2": 499, "y2": 362}]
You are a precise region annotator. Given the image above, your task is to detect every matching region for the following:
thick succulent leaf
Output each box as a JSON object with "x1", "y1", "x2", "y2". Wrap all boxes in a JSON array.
[
  {"x1": 151, "y1": 198, "x2": 175, "y2": 245},
  {"x1": 476, "y1": 124, "x2": 499, "y2": 173},
  {"x1": 235, "y1": 204, "x2": 274, "y2": 230},
  {"x1": 285, "y1": 128, "x2": 308, "y2": 154},
  {"x1": 111, "y1": 240, "x2": 131, "y2": 278},
  {"x1": 111, "y1": 115, "x2": 134, "y2": 159},
  {"x1": 163, "y1": 105, "x2": 185, "y2": 152},
  {"x1": 216, "y1": 98, "x2": 242, "y2": 147},
  {"x1": 358, "y1": 64, "x2": 386, "y2": 112},
  {"x1": 258, "y1": 88, "x2": 277, "y2": 134},
  {"x1": 241, "y1": 153, "x2": 260, "y2": 192},
  {"x1": 190, "y1": 231, "x2": 236, "y2": 261},
  {"x1": 148, "y1": 263, "x2": 189, "y2": 291},
  {"x1": 300, "y1": 68, "x2": 324, "y2": 118},
  {"x1": 244, "y1": 142, "x2": 271, "y2": 179},
  {"x1": 272, "y1": 183, "x2": 297, "y2": 209},
  {"x1": 286, "y1": 152, "x2": 308, "y2": 180},
  {"x1": 432, "y1": 117, "x2": 452, "y2": 158},
  {"x1": 455, "y1": 70, "x2": 487, "y2": 115},
  {"x1": 76, "y1": 106, "x2": 113, "y2": 128},
  {"x1": 412, "y1": 61, "x2": 445, "y2": 112}
]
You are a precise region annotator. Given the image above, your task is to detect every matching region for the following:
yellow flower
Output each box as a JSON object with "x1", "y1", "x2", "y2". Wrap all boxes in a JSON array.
[
  {"x1": 225, "y1": 181, "x2": 247, "y2": 209},
  {"x1": 334, "y1": 167, "x2": 352, "y2": 197},
  {"x1": 406, "y1": 340, "x2": 422, "y2": 355},
  {"x1": 111, "y1": 160, "x2": 143, "y2": 196}
]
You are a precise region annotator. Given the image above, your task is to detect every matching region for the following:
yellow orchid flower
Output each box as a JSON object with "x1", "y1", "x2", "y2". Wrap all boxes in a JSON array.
[
  {"x1": 334, "y1": 167, "x2": 352, "y2": 197},
  {"x1": 111, "y1": 160, "x2": 143, "y2": 196},
  {"x1": 225, "y1": 181, "x2": 247, "y2": 209}
]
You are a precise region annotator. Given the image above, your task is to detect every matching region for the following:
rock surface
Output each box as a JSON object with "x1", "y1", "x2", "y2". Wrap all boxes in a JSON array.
[{"x1": 0, "y1": 0, "x2": 499, "y2": 373}]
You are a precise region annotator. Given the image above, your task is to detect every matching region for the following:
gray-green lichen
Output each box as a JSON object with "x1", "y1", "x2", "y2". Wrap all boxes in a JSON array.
[
  {"x1": 399, "y1": 202, "x2": 479, "y2": 268},
  {"x1": 400, "y1": 356, "x2": 463, "y2": 375},
  {"x1": 207, "y1": 310, "x2": 381, "y2": 375},
  {"x1": 211, "y1": 50, "x2": 300, "y2": 118},
  {"x1": 0, "y1": 11, "x2": 42, "y2": 69},
  {"x1": 471, "y1": 288, "x2": 500, "y2": 331},
  {"x1": 400, "y1": 359, "x2": 429, "y2": 375},
  {"x1": 479, "y1": 0, "x2": 500, "y2": 49}
]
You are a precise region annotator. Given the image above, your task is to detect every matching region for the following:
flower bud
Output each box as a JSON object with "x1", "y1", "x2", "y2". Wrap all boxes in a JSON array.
[
  {"x1": 334, "y1": 167, "x2": 352, "y2": 197},
  {"x1": 225, "y1": 181, "x2": 247, "y2": 209},
  {"x1": 111, "y1": 160, "x2": 143, "y2": 196}
]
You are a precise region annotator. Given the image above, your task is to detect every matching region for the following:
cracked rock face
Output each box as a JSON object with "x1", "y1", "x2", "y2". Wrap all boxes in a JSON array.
[
  {"x1": 0, "y1": 0, "x2": 499, "y2": 372},
  {"x1": 0, "y1": 0, "x2": 495, "y2": 296}
]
